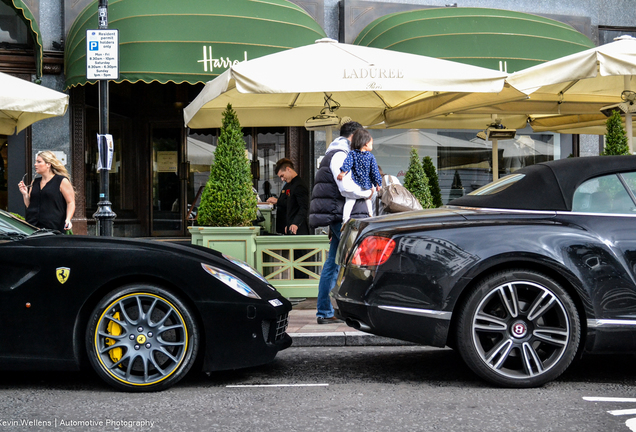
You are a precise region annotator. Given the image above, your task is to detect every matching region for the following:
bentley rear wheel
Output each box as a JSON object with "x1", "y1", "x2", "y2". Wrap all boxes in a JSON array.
[
  {"x1": 86, "y1": 285, "x2": 199, "y2": 392},
  {"x1": 456, "y1": 269, "x2": 580, "y2": 387}
]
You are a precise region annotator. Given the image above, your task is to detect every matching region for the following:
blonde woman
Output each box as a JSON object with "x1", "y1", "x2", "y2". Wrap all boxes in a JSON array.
[{"x1": 18, "y1": 151, "x2": 75, "y2": 232}]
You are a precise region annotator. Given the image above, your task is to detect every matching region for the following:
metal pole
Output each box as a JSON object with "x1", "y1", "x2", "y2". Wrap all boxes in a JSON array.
[
  {"x1": 93, "y1": 0, "x2": 116, "y2": 236},
  {"x1": 490, "y1": 114, "x2": 499, "y2": 181},
  {"x1": 625, "y1": 76, "x2": 633, "y2": 154},
  {"x1": 492, "y1": 138, "x2": 499, "y2": 181}
]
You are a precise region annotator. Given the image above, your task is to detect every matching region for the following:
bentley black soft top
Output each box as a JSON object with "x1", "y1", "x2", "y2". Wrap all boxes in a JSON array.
[{"x1": 449, "y1": 155, "x2": 636, "y2": 211}]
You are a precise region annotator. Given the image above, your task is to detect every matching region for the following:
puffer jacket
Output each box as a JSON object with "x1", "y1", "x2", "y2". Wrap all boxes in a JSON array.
[{"x1": 309, "y1": 138, "x2": 369, "y2": 228}]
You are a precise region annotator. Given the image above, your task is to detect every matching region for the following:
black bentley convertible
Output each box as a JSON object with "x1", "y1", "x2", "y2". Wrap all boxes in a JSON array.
[
  {"x1": 334, "y1": 155, "x2": 636, "y2": 387},
  {"x1": 0, "y1": 213, "x2": 291, "y2": 391}
]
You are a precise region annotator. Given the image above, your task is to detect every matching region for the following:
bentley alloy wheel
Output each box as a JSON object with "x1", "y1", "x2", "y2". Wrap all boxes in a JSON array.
[
  {"x1": 456, "y1": 269, "x2": 580, "y2": 387},
  {"x1": 86, "y1": 285, "x2": 199, "y2": 392}
]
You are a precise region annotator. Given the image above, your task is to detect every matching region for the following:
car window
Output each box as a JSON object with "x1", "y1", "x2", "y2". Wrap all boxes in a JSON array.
[
  {"x1": 620, "y1": 172, "x2": 636, "y2": 197},
  {"x1": 572, "y1": 174, "x2": 636, "y2": 214},
  {"x1": 0, "y1": 210, "x2": 37, "y2": 235},
  {"x1": 468, "y1": 174, "x2": 525, "y2": 196}
]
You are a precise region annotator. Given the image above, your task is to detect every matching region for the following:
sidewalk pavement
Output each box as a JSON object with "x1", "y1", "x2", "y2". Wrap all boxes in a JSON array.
[{"x1": 287, "y1": 298, "x2": 412, "y2": 347}]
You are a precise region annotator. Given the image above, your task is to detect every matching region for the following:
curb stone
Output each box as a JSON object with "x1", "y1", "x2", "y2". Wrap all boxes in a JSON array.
[{"x1": 289, "y1": 332, "x2": 416, "y2": 347}]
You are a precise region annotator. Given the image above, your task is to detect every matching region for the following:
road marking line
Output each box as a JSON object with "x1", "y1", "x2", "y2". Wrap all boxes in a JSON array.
[
  {"x1": 583, "y1": 397, "x2": 636, "y2": 403},
  {"x1": 226, "y1": 383, "x2": 329, "y2": 388},
  {"x1": 608, "y1": 409, "x2": 636, "y2": 416},
  {"x1": 583, "y1": 396, "x2": 636, "y2": 430}
]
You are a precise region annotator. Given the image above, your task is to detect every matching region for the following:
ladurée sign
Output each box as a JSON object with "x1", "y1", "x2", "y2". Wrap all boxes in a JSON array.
[{"x1": 343, "y1": 67, "x2": 405, "y2": 80}]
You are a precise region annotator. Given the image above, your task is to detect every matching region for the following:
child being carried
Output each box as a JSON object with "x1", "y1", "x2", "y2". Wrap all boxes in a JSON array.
[{"x1": 336, "y1": 128, "x2": 382, "y2": 223}]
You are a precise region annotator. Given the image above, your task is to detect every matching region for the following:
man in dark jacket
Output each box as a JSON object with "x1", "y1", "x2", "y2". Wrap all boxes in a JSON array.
[
  {"x1": 275, "y1": 158, "x2": 309, "y2": 235},
  {"x1": 309, "y1": 121, "x2": 372, "y2": 324}
]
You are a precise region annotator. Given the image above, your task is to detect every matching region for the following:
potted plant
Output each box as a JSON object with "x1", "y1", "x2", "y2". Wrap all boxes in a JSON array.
[
  {"x1": 189, "y1": 104, "x2": 259, "y2": 266},
  {"x1": 599, "y1": 109, "x2": 631, "y2": 202},
  {"x1": 403, "y1": 147, "x2": 433, "y2": 208},
  {"x1": 602, "y1": 110, "x2": 630, "y2": 156},
  {"x1": 422, "y1": 156, "x2": 443, "y2": 208}
]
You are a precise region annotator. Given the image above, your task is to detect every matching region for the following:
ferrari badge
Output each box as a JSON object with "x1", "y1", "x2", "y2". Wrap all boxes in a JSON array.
[{"x1": 56, "y1": 267, "x2": 70, "y2": 284}]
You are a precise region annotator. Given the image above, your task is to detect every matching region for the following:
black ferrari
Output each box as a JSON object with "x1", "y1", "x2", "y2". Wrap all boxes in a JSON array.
[
  {"x1": 0, "y1": 213, "x2": 291, "y2": 391},
  {"x1": 334, "y1": 155, "x2": 636, "y2": 387}
]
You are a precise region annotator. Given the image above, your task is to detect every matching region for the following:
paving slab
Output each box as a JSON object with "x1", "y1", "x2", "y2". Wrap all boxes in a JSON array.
[{"x1": 287, "y1": 298, "x2": 413, "y2": 347}]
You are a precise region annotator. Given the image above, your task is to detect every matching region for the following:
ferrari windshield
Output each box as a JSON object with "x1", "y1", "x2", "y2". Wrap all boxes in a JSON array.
[{"x1": 0, "y1": 210, "x2": 38, "y2": 236}]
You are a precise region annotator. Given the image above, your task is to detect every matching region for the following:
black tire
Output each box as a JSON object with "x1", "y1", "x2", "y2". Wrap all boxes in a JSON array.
[
  {"x1": 456, "y1": 269, "x2": 580, "y2": 388},
  {"x1": 86, "y1": 284, "x2": 199, "y2": 392}
]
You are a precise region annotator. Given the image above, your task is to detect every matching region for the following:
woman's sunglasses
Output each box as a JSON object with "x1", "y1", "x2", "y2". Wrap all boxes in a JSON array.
[{"x1": 21, "y1": 173, "x2": 33, "y2": 189}]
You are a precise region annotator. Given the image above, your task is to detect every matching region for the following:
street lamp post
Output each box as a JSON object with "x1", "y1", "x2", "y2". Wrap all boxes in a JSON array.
[{"x1": 92, "y1": 0, "x2": 116, "y2": 236}]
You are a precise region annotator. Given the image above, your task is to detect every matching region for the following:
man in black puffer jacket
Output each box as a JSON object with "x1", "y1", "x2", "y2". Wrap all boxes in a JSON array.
[{"x1": 309, "y1": 121, "x2": 373, "y2": 324}]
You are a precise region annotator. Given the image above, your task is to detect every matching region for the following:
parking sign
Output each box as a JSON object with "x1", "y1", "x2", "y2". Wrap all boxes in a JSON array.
[{"x1": 86, "y1": 29, "x2": 119, "y2": 80}]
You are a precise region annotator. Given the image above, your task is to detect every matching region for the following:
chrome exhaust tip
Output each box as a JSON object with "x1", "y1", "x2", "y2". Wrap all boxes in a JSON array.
[{"x1": 346, "y1": 318, "x2": 371, "y2": 332}]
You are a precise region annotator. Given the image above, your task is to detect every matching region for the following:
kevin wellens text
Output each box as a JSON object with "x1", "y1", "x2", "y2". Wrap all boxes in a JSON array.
[{"x1": 0, "y1": 419, "x2": 155, "y2": 428}]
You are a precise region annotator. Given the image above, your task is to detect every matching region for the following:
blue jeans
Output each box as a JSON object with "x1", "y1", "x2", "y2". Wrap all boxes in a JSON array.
[{"x1": 316, "y1": 222, "x2": 342, "y2": 318}]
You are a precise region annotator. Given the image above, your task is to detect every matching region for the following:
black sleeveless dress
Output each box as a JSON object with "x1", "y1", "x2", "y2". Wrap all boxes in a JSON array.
[{"x1": 26, "y1": 174, "x2": 67, "y2": 231}]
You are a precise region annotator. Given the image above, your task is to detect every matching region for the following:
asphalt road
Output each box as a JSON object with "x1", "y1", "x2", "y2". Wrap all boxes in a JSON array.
[{"x1": 1, "y1": 346, "x2": 635, "y2": 432}]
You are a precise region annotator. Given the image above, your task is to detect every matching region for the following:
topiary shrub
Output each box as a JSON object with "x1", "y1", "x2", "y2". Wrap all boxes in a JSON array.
[
  {"x1": 602, "y1": 110, "x2": 630, "y2": 155},
  {"x1": 403, "y1": 147, "x2": 433, "y2": 208},
  {"x1": 451, "y1": 170, "x2": 463, "y2": 190},
  {"x1": 197, "y1": 104, "x2": 257, "y2": 227},
  {"x1": 448, "y1": 169, "x2": 465, "y2": 200},
  {"x1": 422, "y1": 156, "x2": 443, "y2": 208}
]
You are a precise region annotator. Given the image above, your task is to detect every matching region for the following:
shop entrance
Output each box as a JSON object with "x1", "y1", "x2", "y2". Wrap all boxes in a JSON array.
[
  {"x1": 151, "y1": 125, "x2": 185, "y2": 236},
  {"x1": 0, "y1": 137, "x2": 7, "y2": 210}
]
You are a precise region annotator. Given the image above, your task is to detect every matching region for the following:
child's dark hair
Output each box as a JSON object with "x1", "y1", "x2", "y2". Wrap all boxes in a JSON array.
[{"x1": 351, "y1": 128, "x2": 372, "y2": 151}]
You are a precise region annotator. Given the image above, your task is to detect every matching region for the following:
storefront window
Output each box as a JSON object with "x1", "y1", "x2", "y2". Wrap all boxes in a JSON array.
[
  {"x1": 255, "y1": 128, "x2": 286, "y2": 201},
  {"x1": 308, "y1": 129, "x2": 329, "y2": 192},
  {"x1": 599, "y1": 27, "x2": 636, "y2": 45},
  {"x1": 186, "y1": 130, "x2": 218, "y2": 219},
  {"x1": 311, "y1": 127, "x2": 560, "y2": 205},
  {"x1": 0, "y1": 138, "x2": 6, "y2": 210},
  {"x1": 0, "y1": 2, "x2": 30, "y2": 46},
  {"x1": 371, "y1": 128, "x2": 558, "y2": 203}
]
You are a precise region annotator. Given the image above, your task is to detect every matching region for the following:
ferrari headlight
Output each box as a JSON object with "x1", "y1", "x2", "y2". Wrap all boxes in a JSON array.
[
  {"x1": 201, "y1": 263, "x2": 261, "y2": 299},
  {"x1": 222, "y1": 254, "x2": 270, "y2": 285}
]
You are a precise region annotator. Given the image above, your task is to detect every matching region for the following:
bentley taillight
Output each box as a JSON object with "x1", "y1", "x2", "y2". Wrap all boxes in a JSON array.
[{"x1": 351, "y1": 236, "x2": 396, "y2": 267}]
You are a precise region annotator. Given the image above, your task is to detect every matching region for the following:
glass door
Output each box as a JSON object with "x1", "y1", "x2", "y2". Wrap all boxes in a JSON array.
[
  {"x1": 185, "y1": 131, "x2": 217, "y2": 225},
  {"x1": 151, "y1": 126, "x2": 183, "y2": 236},
  {"x1": 0, "y1": 137, "x2": 6, "y2": 210}
]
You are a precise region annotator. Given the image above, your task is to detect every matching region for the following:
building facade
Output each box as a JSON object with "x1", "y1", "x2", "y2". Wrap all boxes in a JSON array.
[{"x1": 1, "y1": 0, "x2": 635, "y2": 236}]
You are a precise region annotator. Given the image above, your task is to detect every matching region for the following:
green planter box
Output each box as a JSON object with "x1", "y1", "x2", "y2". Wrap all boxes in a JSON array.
[
  {"x1": 188, "y1": 226, "x2": 260, "y2": 268},
  {"x1": 189, "y1": 227, "x2": 331, "y2": 298},
  {"x1": 255, "y1": 234, "x2": 330, "y2": 298}
]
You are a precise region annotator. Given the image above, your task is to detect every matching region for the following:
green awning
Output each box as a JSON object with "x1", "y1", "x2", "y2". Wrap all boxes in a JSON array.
[
  {"x1": 354, "y1": 8, "x2": 595, "y2": 73},
  {"x1": 2, "y1": 0, "x2": 43, "y2": 78},
  {"x1": 65, "y1": 0, "x2": 326, "y2": 88}
]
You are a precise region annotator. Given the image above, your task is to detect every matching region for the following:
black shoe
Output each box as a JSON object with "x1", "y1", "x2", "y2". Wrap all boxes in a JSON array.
[{"x1": 317, "y1": 316, "x2": 343, "y2": 325}]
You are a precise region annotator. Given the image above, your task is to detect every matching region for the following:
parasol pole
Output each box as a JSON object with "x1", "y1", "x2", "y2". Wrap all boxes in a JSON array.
[
  {"x1": 625, "y1": 76, "x2": 633, "y2": 153},
  {"x1": 491, "y1": 114, "x2": 499, "y2": 181}
]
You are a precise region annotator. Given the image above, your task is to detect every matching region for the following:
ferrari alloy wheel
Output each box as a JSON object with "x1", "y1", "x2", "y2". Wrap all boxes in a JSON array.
[
  {"x1": 456, "y1": 269, "x2": 580, "y2": 387},
  {"x1": 86, "y1": 285, "x2": 199, "y2": 392}
]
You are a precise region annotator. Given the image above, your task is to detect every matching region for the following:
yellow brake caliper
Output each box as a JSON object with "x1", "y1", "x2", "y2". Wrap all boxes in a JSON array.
[{"x1": 105, "y1": 312, "x2": 123, "y2": 363}]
